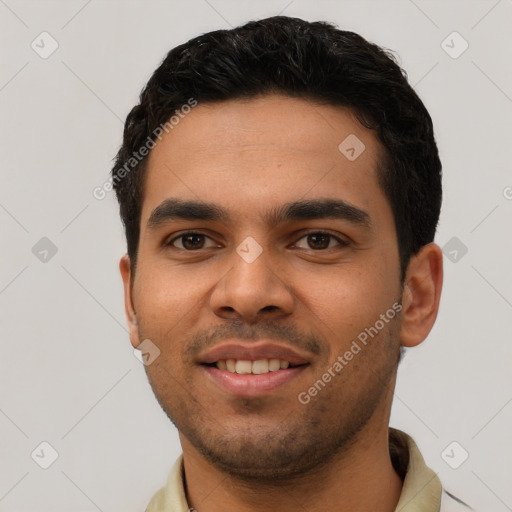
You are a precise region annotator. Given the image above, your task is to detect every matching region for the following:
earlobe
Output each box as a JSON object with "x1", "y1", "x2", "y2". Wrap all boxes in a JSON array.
[
  {"x1": 399, "y1": 243, "x2": 443, "y2": 348},
  {"x1": 119, "y1": 254, "x2": 141, "y2": 349}
]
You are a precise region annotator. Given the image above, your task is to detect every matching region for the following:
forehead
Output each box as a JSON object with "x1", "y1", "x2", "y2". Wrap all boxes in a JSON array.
[{"x1": 141, "y1": 94, "x2": 386, "y2": 226}]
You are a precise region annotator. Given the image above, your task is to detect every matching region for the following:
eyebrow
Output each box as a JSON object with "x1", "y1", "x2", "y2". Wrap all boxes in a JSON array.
[{"x1": 146, "y1": 197, "x2": 371, "y2": 230}]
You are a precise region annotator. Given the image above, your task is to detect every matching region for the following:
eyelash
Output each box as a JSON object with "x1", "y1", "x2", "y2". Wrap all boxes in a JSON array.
[{"x1": 165, "y1": 230, "x2": 350, "y2": 251}]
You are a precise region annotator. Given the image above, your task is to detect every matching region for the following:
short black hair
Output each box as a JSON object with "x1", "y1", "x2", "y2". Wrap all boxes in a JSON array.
[{"x1": 112, "y1": 15, "x2": 442, "y2": 279}]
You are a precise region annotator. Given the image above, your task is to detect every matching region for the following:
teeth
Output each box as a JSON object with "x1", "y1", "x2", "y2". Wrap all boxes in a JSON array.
[
  {"x1": 268, "y1": 359, "x2": 281, "y2": 371},
  {"x1": 252, "y1": 359, "x2": 269, "y2": 374},
  {"x1": 235, "y1": 360, "x2": 252, "y2": 374},
  {"x1": 216, "y1": 358, "x2": 294, "y2": 374}
]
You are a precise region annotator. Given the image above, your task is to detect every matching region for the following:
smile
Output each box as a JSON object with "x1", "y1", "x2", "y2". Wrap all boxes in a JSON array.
[{"x1": 212, "y1": 358, "x2": 296, "y2": 374}]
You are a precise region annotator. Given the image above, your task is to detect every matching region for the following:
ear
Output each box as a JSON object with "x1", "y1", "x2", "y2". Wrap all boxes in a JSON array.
[
  {"x1": 399, "y1": 243, "x2": 443, "y2": 348},
  {"x1": 119, "y1": 254, "x2": 141, "y2": 349}
]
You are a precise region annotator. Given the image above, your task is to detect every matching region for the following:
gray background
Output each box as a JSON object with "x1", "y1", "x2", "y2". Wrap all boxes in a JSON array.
[{"x1": 1, "y1": 0, "x2": 511, "y2": 510}]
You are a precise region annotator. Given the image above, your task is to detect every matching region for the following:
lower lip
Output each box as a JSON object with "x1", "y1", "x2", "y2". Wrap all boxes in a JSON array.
[{"x1": 202, "y1": 365, "x2": 308, "y2": 398}]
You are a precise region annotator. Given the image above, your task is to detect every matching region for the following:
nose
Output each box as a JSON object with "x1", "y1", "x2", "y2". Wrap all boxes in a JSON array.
[{"x1": 209, "y1": 246, "x2": 294, "y2": 324}]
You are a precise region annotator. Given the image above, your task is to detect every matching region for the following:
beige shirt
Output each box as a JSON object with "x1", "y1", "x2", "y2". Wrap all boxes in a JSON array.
[{"x1": 146, "y1": 429, "x2": 471, "y2": 512}]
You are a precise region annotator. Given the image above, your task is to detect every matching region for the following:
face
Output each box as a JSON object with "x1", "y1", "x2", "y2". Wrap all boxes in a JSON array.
[{"x1": 122, "y1": 95, "x2": 405, "y2": 480}]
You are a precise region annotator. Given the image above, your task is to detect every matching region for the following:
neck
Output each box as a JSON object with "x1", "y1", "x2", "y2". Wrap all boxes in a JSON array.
[{"x1": 180, "y1": 420, "x2": 403, "y2": 512}]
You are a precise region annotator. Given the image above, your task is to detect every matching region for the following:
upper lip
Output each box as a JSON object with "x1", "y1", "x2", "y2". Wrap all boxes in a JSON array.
[{"x1": 198, "y1": 341, "x2": 311, "y2": 366}]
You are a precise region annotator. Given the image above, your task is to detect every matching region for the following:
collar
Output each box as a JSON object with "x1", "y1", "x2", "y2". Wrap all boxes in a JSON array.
[{"x1": 389, "y1": 428, "x2": 442, "y2": 511}]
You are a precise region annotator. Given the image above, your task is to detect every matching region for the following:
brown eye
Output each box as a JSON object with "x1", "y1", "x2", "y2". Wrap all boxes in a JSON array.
[
  {"x1": 168, "y1": 232, "x2": 216, "y2": 250},
  {"x1": 294, "y1": 231, "x2": 348, "y2": 250},
  {"x1": 181, "y1": 234, "x2": 205, "y2": 250},
  {"x1": 307, "y1": 233, "x2": 330, "y2": 249}
]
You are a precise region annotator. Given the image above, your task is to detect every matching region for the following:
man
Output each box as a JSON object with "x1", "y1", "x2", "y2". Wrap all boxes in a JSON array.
[{"x1": 112, "y1": 16, "x2": 471, "y2": 512}]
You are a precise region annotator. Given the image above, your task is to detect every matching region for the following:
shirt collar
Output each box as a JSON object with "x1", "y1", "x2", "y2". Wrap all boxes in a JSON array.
[{"x1": 390, "y1": 428, "x2": 442, "y2": 512}]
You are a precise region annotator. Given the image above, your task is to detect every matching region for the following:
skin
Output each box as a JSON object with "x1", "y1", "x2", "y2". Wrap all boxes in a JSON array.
[{"x1": 120, "y1": 94, "x2": 443, "y2": 512}]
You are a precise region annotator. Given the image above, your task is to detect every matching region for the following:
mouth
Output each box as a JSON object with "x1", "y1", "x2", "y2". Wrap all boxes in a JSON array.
[{"x1": 198, "y1": 342, "x2": 311, "y2": 398}]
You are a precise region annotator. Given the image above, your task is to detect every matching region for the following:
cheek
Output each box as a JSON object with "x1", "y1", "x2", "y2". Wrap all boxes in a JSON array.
[
  {"x1": 132, "y1": 273, "x2": 190, "y2": 352},
  {"x1": 136, "y1": 263, "x2": 208, "y2": 314},
  {"x1": 292, "y1": 260, "x2": 399, "y2": 343}
]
